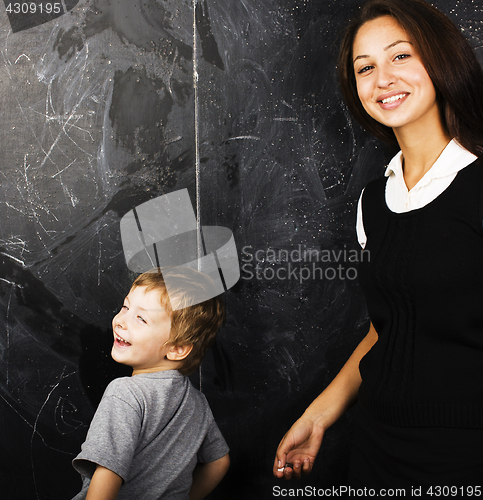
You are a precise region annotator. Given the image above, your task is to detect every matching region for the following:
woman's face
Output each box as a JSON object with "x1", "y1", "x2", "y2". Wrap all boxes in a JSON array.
[{"x1": 352, "y1": 16, "x2": 440, "y2": 134}]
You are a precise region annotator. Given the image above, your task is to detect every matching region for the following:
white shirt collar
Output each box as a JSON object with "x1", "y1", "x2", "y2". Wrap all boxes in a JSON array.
[{"x1": 384, "y1": 139, "x2": 477, "y2": 190}]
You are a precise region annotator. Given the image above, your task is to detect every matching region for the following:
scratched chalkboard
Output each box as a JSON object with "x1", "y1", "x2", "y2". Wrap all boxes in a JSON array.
[{"x1": 1, "y1": 1, "x2": 482, "y2": 499}]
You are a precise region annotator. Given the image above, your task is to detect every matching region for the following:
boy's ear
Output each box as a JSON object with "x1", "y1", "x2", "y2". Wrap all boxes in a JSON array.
[{"x1": 166, "y1": 344, "x2": 193, "y2": 361}]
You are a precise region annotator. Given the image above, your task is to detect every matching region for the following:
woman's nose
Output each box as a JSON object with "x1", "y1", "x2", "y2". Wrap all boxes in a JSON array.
[{"x1": 376, "y1": 63, "x2": 397, "y2": 88}]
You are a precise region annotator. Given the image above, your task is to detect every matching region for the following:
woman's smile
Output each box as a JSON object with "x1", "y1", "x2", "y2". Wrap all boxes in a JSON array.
[{"x1": 377, "y1": 91, "x2": 409, "y2": 109}]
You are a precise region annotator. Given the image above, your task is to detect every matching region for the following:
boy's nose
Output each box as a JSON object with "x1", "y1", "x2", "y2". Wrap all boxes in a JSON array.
[{"x1": 113, "y1": 313, "x2": 126, "y2": 329}]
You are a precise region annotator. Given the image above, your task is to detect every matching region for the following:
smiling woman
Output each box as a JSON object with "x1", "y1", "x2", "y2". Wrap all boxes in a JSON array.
[
  {"x1": 352, "y1": 16, "x2": 442, "y2": 141},
  {"x1": 274, "y1": 0, "x2": 483, "y2": 489},
  {"x1": 338, "y1": 0, "x2": 483, "y2": 155}
]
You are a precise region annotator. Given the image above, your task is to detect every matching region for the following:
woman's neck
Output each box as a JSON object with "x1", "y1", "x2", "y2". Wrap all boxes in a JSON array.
[{"x1": 394, "y1": 118, "x2": 451, "y2": 191}]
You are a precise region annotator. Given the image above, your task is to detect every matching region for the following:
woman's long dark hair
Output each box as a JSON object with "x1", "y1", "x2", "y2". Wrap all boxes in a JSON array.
[{"x1": 338, "y1": 0, "x2": 483, "y2": 157}]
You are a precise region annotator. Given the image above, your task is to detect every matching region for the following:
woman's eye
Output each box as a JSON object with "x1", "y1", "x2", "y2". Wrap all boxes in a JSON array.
[
  {"x1": 122, "y1": 305, "x2": 129, "y2": 310},
  {"x1": 138, "y1": 316, "x2": 147, "y2": 324},
  {"x1": 357, "y1": 65, "x2": 373, "y2": 74},
  {"x1": 394, "y1": 53, "x2": 410, "y2": 61}
]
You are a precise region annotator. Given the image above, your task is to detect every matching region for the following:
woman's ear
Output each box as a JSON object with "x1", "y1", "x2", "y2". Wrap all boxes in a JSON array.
[{"x1": 166, "y1": 344, "x2": 193, "y2": 361}]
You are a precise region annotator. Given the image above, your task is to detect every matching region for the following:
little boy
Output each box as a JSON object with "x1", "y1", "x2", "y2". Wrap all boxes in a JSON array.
[{"x1": 72, "y1": 268, "x2": 230, "y2": 500}]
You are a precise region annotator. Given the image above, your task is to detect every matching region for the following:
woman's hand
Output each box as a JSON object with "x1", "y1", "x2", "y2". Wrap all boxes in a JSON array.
[
  {"x1": 273, "y1": 416, "x2": 325, "y2": 480},
  {"x1": 273, "y1": 323, "x2": 377, "y2": 480}
]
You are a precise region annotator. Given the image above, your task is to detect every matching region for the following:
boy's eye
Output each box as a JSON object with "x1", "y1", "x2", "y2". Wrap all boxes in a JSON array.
[{"x1": 138, "y1": 316, "x2": 147, "y2": 324}]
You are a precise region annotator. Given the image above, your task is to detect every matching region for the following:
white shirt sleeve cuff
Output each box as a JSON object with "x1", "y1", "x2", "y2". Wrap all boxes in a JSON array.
[{"x1": 356, "y1": 188, "x2": 367, "y2": 249}]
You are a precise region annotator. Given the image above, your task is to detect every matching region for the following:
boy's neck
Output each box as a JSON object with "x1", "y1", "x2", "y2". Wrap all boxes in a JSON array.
[{"x1": 132, "y1": 360, "x2": 183, "y2": 376}]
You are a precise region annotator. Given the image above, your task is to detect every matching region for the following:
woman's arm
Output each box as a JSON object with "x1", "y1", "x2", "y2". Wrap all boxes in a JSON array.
[
  {"x1": 273, "y1": 322, "x2": 378, "y2": 480},
  {"x1": 85, "y1": 465, "x2": 123, "y2": 500},
  {"x1": 189, "y1": 453, "x2": 230, "y2": 500}
]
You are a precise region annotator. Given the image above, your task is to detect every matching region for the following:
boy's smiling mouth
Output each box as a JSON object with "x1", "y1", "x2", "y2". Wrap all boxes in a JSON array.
[{"x1": 115, "y1": 334, "x2": 132, "y2": 347}]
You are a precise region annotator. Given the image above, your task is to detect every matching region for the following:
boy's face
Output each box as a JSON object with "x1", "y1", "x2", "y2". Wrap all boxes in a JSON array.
[{"x1": 111, "y1": 285, "x2": 173, "y2": 375}]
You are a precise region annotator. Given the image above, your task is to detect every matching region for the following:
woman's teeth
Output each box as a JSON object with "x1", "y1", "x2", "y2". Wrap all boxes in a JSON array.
[{"x1": 381, "y1": 94, "x2": 406, "y2": 104}]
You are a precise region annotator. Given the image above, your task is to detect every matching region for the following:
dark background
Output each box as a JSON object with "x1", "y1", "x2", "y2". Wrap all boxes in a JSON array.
[{"x1": 0, "y1": 1, "x2": 482, "y2": 498}]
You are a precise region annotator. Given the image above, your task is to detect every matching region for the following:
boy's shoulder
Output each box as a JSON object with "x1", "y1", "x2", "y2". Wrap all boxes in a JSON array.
[
  {"x1": 102, "y1": 370, "x2": 209, "y2": 415},
  {"x1": 105, "y1": 370, "x2": 187, "y2": 393}
]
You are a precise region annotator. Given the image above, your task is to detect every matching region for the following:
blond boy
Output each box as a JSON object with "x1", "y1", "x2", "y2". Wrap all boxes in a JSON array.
[{"x1": 72, "y1": 268, "x2": 229, "y2": 500}]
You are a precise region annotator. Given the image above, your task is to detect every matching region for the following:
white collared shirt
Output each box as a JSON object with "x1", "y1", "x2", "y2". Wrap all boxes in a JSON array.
[{"x1": 356, "y1": 139, "x2": 477, "y2": 248}]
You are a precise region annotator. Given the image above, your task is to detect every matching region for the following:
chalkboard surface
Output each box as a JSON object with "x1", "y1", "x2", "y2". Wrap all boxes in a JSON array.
[{"x1": 0, "y1": 1, "x2": 482, "y2": 498}]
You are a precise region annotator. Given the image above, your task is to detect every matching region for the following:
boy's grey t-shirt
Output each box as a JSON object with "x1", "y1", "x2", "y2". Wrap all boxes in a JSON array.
[{"x1": 72, "y1": 370, "x2": 229, "y2": 500}]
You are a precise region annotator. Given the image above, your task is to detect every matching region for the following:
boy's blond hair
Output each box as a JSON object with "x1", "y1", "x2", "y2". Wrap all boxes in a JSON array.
[{"x1": 131, "y1": 268, "x2": 225, "y2": 375}]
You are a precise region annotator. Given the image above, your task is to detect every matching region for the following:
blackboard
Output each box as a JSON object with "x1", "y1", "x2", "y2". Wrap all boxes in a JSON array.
[{"x1": 0, "y1": 1, "x2": 482, "y2": 498}]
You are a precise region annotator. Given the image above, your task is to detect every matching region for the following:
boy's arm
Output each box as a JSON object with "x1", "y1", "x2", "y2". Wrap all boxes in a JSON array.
[
  {"x1": 189, "y1": 453, "x2": 230, "y2": 500},
  {"x1": 86, "y1": 465, "x2": 123, "y2": 500}
]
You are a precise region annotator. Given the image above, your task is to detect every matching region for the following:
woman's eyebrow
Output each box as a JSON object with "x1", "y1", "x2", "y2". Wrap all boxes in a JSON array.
[
  {"x1": 384, "y1": 39, "x2": 412, "y2": 51},
  {"x1": 353, "y1": 40, "x2": 412, "y2": 63},
  {"x1": 353, "y1": 53, "x2": 369, "y2": 63}
]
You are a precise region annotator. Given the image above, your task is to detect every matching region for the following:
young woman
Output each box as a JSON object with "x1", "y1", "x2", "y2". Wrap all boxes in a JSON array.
[{"x1": 273, "y1": 0, "x2": 483, "y2": 487}]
